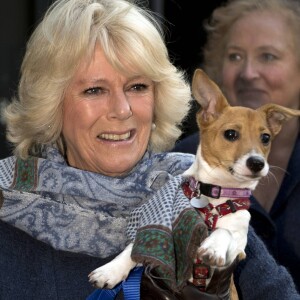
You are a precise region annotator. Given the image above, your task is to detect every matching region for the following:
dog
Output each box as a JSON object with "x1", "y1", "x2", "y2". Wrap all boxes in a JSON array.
[{"x1": 88, "y1": 68, "x2": 300, "y2": 296}]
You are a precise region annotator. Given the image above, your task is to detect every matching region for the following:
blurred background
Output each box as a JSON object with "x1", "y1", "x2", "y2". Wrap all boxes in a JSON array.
[{"x1": 0, "y1": 0, "x2": 222, "y2": 158}]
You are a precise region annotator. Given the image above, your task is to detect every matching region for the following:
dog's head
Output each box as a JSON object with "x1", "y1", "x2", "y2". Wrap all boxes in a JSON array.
[{"x1": 188, "y1": 68, "x2": 300, "y2": 189}]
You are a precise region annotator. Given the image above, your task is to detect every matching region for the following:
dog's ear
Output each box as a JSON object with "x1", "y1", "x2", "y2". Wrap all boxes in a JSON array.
[
  {"x1": 192, "y1": 69, "x2": 229, "y2": 124},
  {"x1": 258, "y1": 103, "x2": 300, "y2": 136}
]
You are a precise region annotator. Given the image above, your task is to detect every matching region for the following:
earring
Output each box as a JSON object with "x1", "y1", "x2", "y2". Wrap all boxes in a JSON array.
[{"x1": 151, "y1": 123, "x2": 156, "y2": 131}]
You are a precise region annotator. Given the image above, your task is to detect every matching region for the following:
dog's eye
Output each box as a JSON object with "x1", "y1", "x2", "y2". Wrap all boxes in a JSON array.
[
  {"x1": 224, "y1": 129, "x2": 239, "y2": 141},
  {"x1": 261, "y1": 133, "x2": 271, "y2": 145}
]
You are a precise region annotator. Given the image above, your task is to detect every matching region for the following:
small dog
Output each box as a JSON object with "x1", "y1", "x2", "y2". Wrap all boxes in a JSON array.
[{"x1": 88, "y1": 68, "x2": 300, "y2": 293}]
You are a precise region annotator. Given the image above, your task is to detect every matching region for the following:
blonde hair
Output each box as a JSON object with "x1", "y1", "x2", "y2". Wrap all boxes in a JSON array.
[
  {"x1": 202, "y1": 0, "x2": 300, "y2": 85},
  {"x1": 5, "y1": 0, "x2": 191, "y2": 159}
]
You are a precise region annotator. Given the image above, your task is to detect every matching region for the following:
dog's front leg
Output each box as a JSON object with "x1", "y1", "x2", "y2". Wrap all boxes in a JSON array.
[
  {"x1": 198, "y1": 211, "x2": 250, "y2": 267},
  {"x1": 197, "y1": 227, "x2": 236, "y2": 267},
  {"x1": 89, "y1": 243, "x2": 136, "y2": 289}
]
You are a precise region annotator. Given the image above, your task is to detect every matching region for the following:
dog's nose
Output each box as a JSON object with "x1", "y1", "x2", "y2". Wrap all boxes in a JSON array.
[{"x1": 246, "y1": 156, "x2": 265, "y2": 173}]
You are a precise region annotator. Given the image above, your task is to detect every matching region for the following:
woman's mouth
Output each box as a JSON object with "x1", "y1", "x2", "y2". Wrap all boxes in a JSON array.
[{"x1": 98, "y1": 131, "x2": 132, "y2": 141}]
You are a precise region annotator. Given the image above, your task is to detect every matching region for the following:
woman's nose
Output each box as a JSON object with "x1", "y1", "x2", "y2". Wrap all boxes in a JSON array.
[
  {"x1": 107, "y1": 91, "x2": 132, "y2": 120},
  {"x1": 239, "y1": 58, "x2": 260, "y2": 80}
]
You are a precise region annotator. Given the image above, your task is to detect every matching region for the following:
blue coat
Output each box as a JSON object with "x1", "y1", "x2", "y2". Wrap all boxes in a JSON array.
[{"x1": 0, "y1": 220, "x2": 298, "y2": 299}]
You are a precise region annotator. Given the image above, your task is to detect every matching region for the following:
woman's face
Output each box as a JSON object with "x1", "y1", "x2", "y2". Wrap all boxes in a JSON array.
[
  {"x1": 62, "y1": 45, "x2": 155, "y2": 176},
  {"x1": 221, "y1": 11, "x2": 300, "y2": 110}
]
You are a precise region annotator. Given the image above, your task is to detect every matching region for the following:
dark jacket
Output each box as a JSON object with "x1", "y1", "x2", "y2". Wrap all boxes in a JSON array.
[{"x1": 0, "y1": 220, "x2": 299, "y2": 299}]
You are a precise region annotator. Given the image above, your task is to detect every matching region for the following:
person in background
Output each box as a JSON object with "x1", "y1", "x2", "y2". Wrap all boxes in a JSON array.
[
  {"x1": 173, "y1": 0, "x2": 300, "y2": 292},
  {"x1": 0, "y1": 0, "x2": 299, "y2": 299}
]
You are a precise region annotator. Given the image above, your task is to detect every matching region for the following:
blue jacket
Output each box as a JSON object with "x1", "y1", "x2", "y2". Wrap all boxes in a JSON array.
[
  {"x1": 0, "y1": 220, "x2": 299, "y2": 299},
  {"x1": 172, "y1": 132, "x2": 300, "y2": 292}
]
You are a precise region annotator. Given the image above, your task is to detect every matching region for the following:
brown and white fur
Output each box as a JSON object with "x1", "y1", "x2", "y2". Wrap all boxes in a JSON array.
[
  {"x1": 88, "y1": 68, "x2": 300, "y2": 292},
  {"x1": 186, "y1": 69, "x2": 300, "y2": 268}
]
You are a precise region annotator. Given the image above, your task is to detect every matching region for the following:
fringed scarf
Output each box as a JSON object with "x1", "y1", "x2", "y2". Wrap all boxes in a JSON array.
[{"x1": 0, "y1": 146, "x2": 207, "y2": 290}]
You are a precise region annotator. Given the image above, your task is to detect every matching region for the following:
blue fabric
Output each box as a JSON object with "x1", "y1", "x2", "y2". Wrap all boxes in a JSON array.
[
  {"x1": 0, "y1": 148, "x2": 194, "y2": 258},
  {"x1": 122, "y1": 267, "x2": 143, "y2": 300},
  {"x1": 1, "y1": 217, "x2": 299, "y2": 300},
  {"x1": 236, "y1": 226, "x2": 300, "y2": 299},
  {"x1": 86, "y1": 267, "x2": 144, "y2": 300},
  {"x1": 87, "y1": 287, "x2": 122, "y2": 300},
  {"x1": 172, "y1": 131, "x2": 300, "y2": 292}
]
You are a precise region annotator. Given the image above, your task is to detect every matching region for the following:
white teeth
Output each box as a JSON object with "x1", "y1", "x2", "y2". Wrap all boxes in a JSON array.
[{"x1": 99, "y1": 132, "x2": 131, "y2": 141}]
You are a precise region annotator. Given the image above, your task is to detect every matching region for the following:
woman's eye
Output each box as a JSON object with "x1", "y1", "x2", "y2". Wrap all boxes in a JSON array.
[
  {"x1": 228, "y1": 53, "x2": 242, "y2": 62},
  {"x1": 261, "y1": 53, "x2": 277, "y2": 62},
  {"x1": 84, "y1": 87, "x2": 103, "y2": 95},
  {"x1": 224, "y1": 129, "x2": 239, "y2": 141},
  {"x1": 130, "y1": 83, "x2": 148, "y2": 92}
]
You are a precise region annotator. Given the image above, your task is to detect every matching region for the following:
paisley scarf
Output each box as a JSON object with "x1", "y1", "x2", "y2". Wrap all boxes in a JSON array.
[{"x1": 0, "y1": 146, "x2": 207, "y2": 290}]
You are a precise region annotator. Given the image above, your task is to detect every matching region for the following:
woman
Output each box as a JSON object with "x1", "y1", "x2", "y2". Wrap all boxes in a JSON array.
[
  {"x1": 173, "y1": 0, "x2": 300, "y2": 292},
  {"x1": 0, "y1": 0, "x2": 299, "y2": 299}
]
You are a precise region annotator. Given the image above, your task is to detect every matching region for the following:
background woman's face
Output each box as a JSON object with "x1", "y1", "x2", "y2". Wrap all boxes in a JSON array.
[
  {"x1": 221, "y1": 11, "x2": 300, "y2": 110},
  {"x1": 62, "y1": 45, "x2": 155, "y2": 176}
]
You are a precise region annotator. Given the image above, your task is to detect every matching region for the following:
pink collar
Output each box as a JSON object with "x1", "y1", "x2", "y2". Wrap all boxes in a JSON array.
[{"x1": 182, "y1": 176, "x2": 252, "y2": 199}]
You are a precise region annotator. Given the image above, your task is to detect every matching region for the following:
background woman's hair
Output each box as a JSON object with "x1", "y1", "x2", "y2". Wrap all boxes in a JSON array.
[{"x1": 5, "y1": 0, "x2": 191, "y2": 159}]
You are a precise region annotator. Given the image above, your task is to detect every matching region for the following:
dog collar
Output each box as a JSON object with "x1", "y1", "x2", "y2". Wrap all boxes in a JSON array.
[{"x1": 182, "y1": 176, "x2": 252, "y2": 199}]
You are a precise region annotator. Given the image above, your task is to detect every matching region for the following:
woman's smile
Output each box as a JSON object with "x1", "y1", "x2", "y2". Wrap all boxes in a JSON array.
[{"x1": 97, "y1": 129, "x2": 135, "y2": 142}]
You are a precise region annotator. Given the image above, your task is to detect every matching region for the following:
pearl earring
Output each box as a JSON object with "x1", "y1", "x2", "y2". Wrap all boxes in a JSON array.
[{"x1": 151, "y1": 123, "x2": 156, "y2": 131}]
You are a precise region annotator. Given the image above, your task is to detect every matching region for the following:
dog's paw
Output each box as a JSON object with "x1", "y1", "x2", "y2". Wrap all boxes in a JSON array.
[
  {"x1": 88, "y1": 261, "x2": 129, "y2": 289},
  {"x1": 197, "y1": 228, "x2": 237, "y2": 267},
  {"x1": 89, "y1": 243, "x2": 136, "y2": 289}
]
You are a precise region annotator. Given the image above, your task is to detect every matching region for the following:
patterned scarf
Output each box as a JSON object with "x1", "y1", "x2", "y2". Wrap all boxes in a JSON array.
[{"x1": 0, "y1": 146, "x2": 207, "y2": 290}]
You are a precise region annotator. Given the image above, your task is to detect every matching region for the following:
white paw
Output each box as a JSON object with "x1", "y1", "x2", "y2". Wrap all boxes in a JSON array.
[
  {"x1": 197, "y1": 228, "x2": 237, "y2": 267},
  {"x1": 88, "y1": 261, "x2": 129, "y2": 289},
  {"x1": 88, "y1": 243, "x2": 136, "y2": 289}
]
